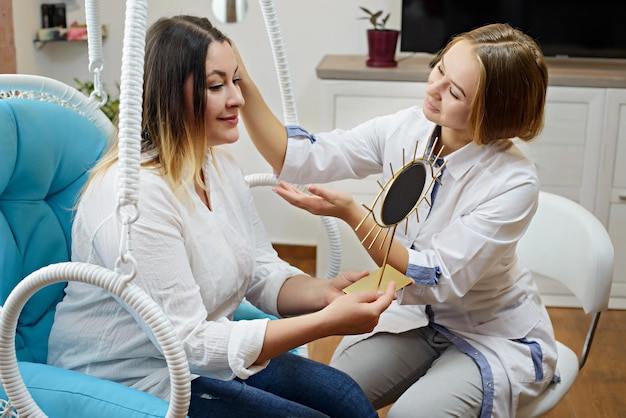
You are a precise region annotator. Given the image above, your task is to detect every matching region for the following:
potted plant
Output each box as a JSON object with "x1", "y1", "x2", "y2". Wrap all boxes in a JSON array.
[{"x1": 359, "y1": 6, "x2": 399, "y2": 68}]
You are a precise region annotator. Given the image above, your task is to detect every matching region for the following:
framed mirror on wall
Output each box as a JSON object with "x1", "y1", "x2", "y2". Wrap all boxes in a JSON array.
[{"x1": 212, "y1": 0, "x2": 248, "y2": 23}]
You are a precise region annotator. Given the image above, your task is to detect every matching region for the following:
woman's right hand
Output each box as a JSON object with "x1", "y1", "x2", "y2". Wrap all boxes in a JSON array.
[
  {"x1": 258, "y1": 281, "x2": 395, "y2": 365},
  {"x1": 318, "y1": 281, "x2": 396, "y2": 336}
]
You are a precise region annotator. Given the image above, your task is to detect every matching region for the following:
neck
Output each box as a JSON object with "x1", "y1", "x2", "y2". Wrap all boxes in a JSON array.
[{"x1": 438, "y1": 126, "x2": 472, "y2": 156}]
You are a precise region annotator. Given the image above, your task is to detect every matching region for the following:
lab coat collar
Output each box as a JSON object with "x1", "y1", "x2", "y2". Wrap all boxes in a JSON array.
[{"x1": 441, "y1": 141, "x2": 485, "y2": 181}]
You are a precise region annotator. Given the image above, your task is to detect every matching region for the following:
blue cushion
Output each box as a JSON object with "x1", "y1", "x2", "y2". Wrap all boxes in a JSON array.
[
  {"x1": 0, "y1": 362, "x2": 177, "y2": 418},
  {"x1": 0, "y1": 98, "x2": 107, "y2": 363},
  {"x1": 233, "y1": 299, "x2": 278, "y2": 321}
]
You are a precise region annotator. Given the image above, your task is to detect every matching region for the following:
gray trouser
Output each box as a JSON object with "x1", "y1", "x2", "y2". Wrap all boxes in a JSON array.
[{"x1": 330, "y1": 327, "x2": 483, "y2": 418}]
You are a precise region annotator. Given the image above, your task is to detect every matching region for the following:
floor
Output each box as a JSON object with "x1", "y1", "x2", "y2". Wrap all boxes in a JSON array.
[{"x1": 274, "y1": 244, "x2": 626, "y2": 418}]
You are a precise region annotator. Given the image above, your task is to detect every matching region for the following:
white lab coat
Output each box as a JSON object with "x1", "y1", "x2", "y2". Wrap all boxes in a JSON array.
[{"x1": 279, "y1": 106, "x2": 558, "y2": 417}]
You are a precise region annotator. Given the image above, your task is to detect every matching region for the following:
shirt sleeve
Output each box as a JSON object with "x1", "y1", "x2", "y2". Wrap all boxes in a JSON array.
[
  {"x1": 279, "y1": 118, "x2": 389, "y2": 184},
  {"x1": 217, "y1": 150, "x2": 305, "y2": 317},
  {"x1": 243, "y1": 185, "x2": 306, "y2": 317}
]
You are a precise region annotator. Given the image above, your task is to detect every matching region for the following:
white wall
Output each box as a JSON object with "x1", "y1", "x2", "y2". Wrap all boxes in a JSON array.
[{"x1": 12, "y1": 0, "x2": 404, "y2": 246}]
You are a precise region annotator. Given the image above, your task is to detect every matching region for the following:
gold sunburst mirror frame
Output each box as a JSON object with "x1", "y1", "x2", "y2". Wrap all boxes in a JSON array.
[{"x1": 344, "y1": 137, "x2": 447, "y2": 293}]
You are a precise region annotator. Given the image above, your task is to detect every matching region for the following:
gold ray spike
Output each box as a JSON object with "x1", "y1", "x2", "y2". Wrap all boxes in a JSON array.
[{"x1": 361, "y1": 222, "x2": 379, "y2": 246}]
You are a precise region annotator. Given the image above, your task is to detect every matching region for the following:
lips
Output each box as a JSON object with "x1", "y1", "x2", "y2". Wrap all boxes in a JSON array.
[
  {"x1": 424, "y1": 97, "x2": 439, "y2": 113},
  {"x1": 220, "y1": 115, "x2": 239, "y2": 125}
]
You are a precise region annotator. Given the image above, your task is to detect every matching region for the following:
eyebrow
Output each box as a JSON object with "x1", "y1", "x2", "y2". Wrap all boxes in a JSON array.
[
  {"x1": 207, "y1": 69, "x2": 227, "y2": 78},
  {"x1": 441, "y1": 56, "x2": 467, "y2": 98},
  {"x1": 206, "y1": 65, "x2": 239, "y2": 80}
]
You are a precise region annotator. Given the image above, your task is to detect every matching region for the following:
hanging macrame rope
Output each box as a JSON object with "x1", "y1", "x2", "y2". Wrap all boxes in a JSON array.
[{"x1": 85, "y1": 0, "x2": 107, "y2": 105}]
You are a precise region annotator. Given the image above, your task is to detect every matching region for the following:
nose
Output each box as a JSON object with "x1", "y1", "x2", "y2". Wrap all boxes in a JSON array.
[
  {"x1": 227, "y1": 84, "x2": 245, "y2": 108},
  {"x1": 426, "y1": 76, "x2": 445, "y2": 98}
]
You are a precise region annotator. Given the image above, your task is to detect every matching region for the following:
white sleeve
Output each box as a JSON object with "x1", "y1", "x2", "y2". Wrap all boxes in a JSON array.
[
  {"x1": 244, "y1": 195, "x2": 306, "y2": 316},
  {"x1": 279, "y1": 112, "x2": 404, "y2": 184}
]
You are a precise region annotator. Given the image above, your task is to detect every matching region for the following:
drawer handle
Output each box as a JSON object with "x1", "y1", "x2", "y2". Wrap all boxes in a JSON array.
[{"x1": 620, "y1": 194, "x2": 626, "y2": 201}]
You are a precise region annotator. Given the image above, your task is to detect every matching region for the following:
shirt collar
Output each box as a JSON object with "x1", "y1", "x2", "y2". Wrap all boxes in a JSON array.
[{"x1": 443, "y1": 141, "x2": 485, "y2": 180}]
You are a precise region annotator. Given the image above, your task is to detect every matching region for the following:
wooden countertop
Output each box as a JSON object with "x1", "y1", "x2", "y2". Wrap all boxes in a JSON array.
[{"x1": 316, "y1": 54, "x2": 626, "y2": 88}]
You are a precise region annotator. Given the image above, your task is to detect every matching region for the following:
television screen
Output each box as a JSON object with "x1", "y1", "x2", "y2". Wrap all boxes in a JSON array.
[{"x1": 400, "y1": 0, "x2": 626, "y2": 59}]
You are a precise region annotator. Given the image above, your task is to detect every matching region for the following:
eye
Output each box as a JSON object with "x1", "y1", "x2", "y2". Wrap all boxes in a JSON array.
[
  {"x1": 208, "y1": 84, "x2": 224, "y2": 91},
  {"x1": 437, "y1": 65, "x2": 444, "y2": 76},
  {"x1": 449, "y1": 87, "x2": 459, "y2": 100},
  {"x1": 233, "y1": 77, "x2": 242, "y2": 85}
]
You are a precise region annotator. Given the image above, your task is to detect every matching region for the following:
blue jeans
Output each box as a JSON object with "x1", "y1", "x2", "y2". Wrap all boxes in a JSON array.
[{"x1": 188, "y1": 353, "x2": 378, "y2": 418}]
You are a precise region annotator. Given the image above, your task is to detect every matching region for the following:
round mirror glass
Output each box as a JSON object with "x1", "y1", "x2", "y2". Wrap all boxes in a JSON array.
[
  {"x1": 381, "y1": 161, "x2": 427, "y2": 226},
  {"x1": 212, "y1": 0, "x2": 248, "y2": 24}
]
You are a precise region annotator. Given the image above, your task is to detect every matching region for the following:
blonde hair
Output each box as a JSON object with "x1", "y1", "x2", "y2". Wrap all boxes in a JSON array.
[
  {"x1": 87, "y1": 15, "x2": 229, "y2": 198},
  {"x1": 432, "y1": 23, "x2": 548, "y2": 145}
]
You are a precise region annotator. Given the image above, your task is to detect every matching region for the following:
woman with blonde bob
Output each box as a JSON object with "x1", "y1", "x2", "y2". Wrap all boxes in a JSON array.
[
  {"x1": 47, "y1": 15, "x2": 396, "y2": 418},
  {"x1": 238, "y1": 23, "x2": 558, "y2": 417}
]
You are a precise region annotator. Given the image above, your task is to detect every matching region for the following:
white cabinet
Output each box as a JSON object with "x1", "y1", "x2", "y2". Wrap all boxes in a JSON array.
[
  {"x1": 601, "y1": 89, "x2": 626, "y2": 308},
  {"x1": 316, "y1": 78, "x2": 625, "y2": 308}
]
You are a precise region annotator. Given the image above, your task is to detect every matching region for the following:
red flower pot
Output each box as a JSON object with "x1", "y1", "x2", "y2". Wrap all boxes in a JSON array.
[{"x1": 366, "y1": 29, "x2": 400, "y2": 68}]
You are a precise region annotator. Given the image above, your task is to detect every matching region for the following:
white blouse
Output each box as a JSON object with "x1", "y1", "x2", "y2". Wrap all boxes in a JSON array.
[{"x1": 48, "y1": 147, "x2": 303, "y2": 400}]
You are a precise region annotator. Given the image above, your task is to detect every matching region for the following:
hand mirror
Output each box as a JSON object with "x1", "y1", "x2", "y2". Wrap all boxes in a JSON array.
[{"x1": 344, "y1": 138, "x2": 446, "y2": 293}]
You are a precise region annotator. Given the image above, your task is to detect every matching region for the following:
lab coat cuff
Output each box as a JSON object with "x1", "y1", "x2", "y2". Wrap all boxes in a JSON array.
[
  {"x1": 406, "y1": 263, "x2": 440, "y2": 286},
  {"x1": 285, "y1": 125, "x2": 316, "y2": 143}
]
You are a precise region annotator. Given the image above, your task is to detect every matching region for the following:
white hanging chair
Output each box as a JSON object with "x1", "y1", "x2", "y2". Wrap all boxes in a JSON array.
[{"x1": 0, "y1": 1, "x2": 341, "y2": 417}]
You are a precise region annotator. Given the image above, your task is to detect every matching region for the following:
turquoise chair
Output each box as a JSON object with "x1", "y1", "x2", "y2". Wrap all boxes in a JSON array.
[{"x1": 0, "y1": 75, "x2": 186, "y2": 417}]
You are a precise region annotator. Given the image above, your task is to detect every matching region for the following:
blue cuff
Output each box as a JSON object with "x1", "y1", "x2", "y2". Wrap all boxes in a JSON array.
[
  {"x1": 286, "y1": 125, "x2": 316, "y2": 143},
  {"x1": 406, "y1": 264, "x2": 441, "y2": 286}
]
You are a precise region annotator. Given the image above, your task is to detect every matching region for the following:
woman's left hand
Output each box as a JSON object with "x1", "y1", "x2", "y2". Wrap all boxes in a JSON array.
[
  {"x1": 273, "y1": 181, "x2": 360, "y2": 222},
  {"x1": 327, "y1": 269, "x2": 370, "y2": 300}
]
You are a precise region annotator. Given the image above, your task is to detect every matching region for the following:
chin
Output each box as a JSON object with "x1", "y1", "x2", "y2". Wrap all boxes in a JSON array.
[
  {"x1": 225, "y1": 132, "x2": 240, "y2": 144},
  {"x1": 210, "y1": 129, "x2": 240, "y2": 146}
]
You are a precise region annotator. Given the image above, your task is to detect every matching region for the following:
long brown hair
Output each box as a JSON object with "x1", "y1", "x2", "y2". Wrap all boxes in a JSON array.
[{"x1": 88, "y1": 15, "x2": 229, "y2": 197}]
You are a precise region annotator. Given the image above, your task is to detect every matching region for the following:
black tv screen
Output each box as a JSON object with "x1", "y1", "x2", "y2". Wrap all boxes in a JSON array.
[{"x1": 400, "y1": 0, "x2": 626, "y2": 59}]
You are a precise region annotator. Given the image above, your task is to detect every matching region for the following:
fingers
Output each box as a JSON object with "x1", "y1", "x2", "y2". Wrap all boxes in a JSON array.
[
  {"x1": 273, "y1": 182, "x2": 307, "y2": 207},
  {"x1": 306, "y1": 183, "x2": 329, "y2": 199},
  {"x1": 374, "y1": 281, "x2": 397, "y2": 309},
  {"x1": 337, "y1": 270, "x2": 370, "y2": 284},
  {"x1": 349, "y1": 281, "x2": 396, "y2": 305},
  {"x1": 274, "y1": 181, "x2": 329, "y2": 215}
]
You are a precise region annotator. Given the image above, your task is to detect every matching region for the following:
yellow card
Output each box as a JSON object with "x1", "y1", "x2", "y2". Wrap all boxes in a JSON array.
[{"x1": 343, "y1": 264, "x2": 413, "y2": 294}]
